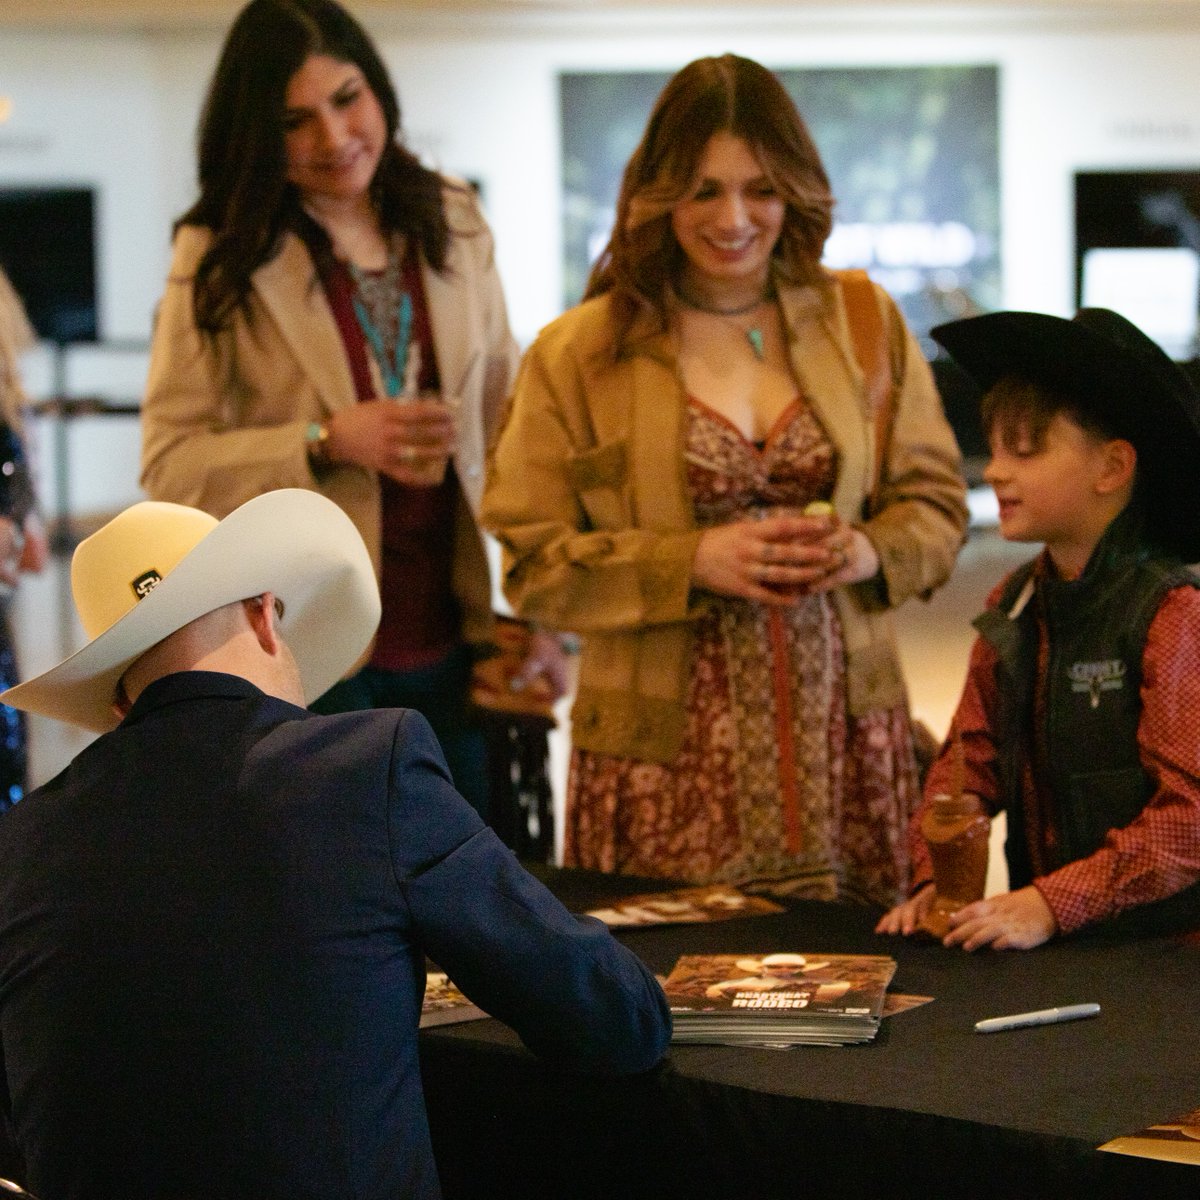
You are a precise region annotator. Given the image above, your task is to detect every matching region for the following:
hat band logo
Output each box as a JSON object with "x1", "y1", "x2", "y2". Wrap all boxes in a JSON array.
[{"x1": 131, "y1": 569, "x2": 163, "y2": 601}]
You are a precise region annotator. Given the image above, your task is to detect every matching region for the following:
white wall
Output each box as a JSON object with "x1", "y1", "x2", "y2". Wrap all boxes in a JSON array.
[
  {"x1": 2, "y1": 5, "x2": 1200, "y2": 513},
  {"x1": 367, "y1": 8, "x2": 1200, "y2": 342}
]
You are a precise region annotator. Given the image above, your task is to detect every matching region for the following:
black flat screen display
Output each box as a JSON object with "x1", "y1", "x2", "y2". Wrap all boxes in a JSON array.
[{"x1": 0, "y1": 186, "x2": 97, "y2": 343}]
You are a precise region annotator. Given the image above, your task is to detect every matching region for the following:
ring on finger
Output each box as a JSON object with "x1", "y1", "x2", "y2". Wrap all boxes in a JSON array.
[{"x1": 400, "y1": 446, "x2": 417, "y2": 463}]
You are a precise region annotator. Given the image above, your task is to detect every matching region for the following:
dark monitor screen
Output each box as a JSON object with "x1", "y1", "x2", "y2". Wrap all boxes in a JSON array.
[
  {"x1": 1074, "y1": 169, "x2": 1200, "y2": 360},
  {"x1": 0, "y1": 186, "x2": 97, "y2": 343}
]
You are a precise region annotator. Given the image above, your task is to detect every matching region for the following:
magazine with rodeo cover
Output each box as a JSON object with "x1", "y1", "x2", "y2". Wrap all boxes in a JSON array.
[
  {"x1": 586, "y1": 884, "x2": 785, "y2": 928},
  {"x1": 662, "y1": 952, "x2": 897, "y2": 1047},
  {"x1": 419, "y1": 972, "x2": 490, "y2": 1029}
]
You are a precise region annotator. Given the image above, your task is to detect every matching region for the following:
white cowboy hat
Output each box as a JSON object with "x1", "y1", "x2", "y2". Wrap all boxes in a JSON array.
[{"x1": 1, "y1": 489, "x2": 380, "y2": 733}]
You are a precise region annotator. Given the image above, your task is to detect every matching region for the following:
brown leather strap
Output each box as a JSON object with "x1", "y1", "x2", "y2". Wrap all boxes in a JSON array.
[{"x1": 839, "y1": 268, "x2": 894, "y2": 513}]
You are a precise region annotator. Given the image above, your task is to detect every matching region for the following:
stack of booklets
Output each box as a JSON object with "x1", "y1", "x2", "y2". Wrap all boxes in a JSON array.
[
  {"x1": 662, "y1": 952, "x2": 897, "y2": 1047},
  {"x1": 586, "y1": 884, "x2": 784, "y2": 928}
]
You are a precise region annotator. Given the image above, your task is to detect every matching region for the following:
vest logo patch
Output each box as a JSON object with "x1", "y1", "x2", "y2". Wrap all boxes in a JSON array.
[
  {"x1": 1068, "y1": 659, "x2": 1125, "y2": 708},
  {"x1": 131, "y1": 569, "x2": 162, "y2": 601}
]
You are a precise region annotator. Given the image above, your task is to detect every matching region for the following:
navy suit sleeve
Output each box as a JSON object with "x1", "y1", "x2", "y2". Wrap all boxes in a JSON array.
[{"x1": 385, "y1": 711, "x2": 671, "y2": 1075}]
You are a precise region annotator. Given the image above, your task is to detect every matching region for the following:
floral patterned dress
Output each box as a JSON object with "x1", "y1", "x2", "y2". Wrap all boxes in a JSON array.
[{"x1": 565, "y1": 395, "x2": 920, "y2": 906}]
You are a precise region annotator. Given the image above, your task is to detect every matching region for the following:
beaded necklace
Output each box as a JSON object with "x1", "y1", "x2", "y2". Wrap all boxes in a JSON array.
[{"x1": 348, "y1": 244, "x2": 414, "y2": 397}]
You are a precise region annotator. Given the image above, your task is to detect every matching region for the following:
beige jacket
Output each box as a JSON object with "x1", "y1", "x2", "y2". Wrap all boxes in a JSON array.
[
  {"x1": 482, "y1": 274, "x2": 969, "y2": 763},
  {"x1": 141, "y1": 186, "x2": 519, "y2": 652}
]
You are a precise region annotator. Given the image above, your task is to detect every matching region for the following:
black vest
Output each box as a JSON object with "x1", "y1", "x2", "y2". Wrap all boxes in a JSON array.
[{"x1": 974, "y1": 511, "x2": 1200, "y2": 937}]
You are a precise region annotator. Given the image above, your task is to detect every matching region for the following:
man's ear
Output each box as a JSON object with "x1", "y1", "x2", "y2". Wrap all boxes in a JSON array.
[
  {"x1": 244, "y1": 592, "x2": 283, "y2": 655},
  {"x1": 111, "y1": 675, "x2": 132, "y2": 720},
  {"x1": 1096, "y1": 438, "x2": 1137, "y2": 496}
]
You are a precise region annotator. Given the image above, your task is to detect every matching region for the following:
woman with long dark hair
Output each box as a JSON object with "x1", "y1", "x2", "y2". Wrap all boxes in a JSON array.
[
  {"x1": 484, "y1": 55, "x2": 968, "y2": 903},
  {"x1": 142, "y1": 0, "x2": 563, "y2": 818}
]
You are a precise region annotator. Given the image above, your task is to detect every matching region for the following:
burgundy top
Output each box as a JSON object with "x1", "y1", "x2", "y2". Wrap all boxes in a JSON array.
[{"x1": 314, "y1": 236, "x2": 460, "y2": 671}]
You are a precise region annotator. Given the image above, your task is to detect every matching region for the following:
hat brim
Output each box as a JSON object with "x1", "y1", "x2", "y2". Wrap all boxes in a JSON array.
[
  {"x1": 932, "y1": 310, "x2": 1200, "y2": 560},
  {"x1": 2, "y1": 489, "x2": 380, "y2": 732},
  {"x1": 931, "y1": 310, "x2": 1168, "y2": 426}
]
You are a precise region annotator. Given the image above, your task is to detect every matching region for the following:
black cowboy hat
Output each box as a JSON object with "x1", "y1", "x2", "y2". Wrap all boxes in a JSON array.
[{"x1": 932, "y1": 307, "x2": 1200, "y2": 561}]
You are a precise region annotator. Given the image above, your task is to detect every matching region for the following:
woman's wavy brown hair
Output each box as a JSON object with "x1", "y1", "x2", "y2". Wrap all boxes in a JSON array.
[
  {"x1": 586, "y1": 54, "x2": 835, "y2": 356},
  {"x1": 179, "y1": 0, "x2": 457, "y2": 333}
]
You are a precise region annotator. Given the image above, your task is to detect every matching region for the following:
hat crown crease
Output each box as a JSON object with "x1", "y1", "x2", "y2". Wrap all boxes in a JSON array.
[{"x1": 70, "y1": 502, "x2": 219, "y2": 640}]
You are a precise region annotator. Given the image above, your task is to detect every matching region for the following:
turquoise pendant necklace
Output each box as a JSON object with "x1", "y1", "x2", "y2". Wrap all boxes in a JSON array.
[
  {"x1": 676, "y1": 287, "x2": 771, "y2": 362},
  {"x1": 349, "y1": 252, "x2": 413, "y2": 398}
]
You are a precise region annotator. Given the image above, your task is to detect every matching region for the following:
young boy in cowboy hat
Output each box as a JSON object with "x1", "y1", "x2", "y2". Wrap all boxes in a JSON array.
[
  {"x1": 878, "y1": 308, "x2": 1200, "y2": 951},
  {"x1": 0, "y1": 489, "x2": 669, "y2": 1200}
]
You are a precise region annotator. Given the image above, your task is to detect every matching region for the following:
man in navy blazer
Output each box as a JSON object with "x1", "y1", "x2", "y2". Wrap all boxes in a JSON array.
[{"x1": 0, "y1": 490, "x2": 670, "y2": 1200}]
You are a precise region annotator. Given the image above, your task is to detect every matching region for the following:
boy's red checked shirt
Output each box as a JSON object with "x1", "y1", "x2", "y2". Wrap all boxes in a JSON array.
[{"x1": 911, "y1": 558, "x2": 1200, "y2": 935}]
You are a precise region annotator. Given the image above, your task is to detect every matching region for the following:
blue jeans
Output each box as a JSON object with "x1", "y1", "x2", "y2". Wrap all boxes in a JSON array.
[{"x1": 310, "y1": 646, "x2": 490, "y2": 821}]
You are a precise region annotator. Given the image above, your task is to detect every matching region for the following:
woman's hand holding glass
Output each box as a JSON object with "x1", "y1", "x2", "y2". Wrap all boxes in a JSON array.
[
  {"x1": 0, "y1": 518, "x2": 22, "y2": 598},
  {"x1": 508, "y1": 629, "x2": 572, "y2": 704},
  {"x1": 691, "y1": 508, "x2": 879, "y2": 604},
  {"x1": 819, "y1": 522, "x2": 880, "y2": 589},
  {"x1": 324, "y1": 396, "x2": 458, "y2": 487},
  {"x1": 18, "y1": 511, "x2": 48, "y2": 575}
]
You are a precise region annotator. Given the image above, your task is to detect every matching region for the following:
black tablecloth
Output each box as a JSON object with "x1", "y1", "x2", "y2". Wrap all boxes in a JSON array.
[{"x1": 419, "y1": 866, "x2": 1200, "y2": 1200}]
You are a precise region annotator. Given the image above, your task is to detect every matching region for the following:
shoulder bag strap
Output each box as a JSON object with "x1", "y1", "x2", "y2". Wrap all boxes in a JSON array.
[{"x1": 838, "y1": 267, "x2": 895, "y2": 514}]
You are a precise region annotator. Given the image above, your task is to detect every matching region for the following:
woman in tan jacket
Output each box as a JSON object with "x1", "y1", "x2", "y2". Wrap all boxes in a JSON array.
[
  {"x1": 483, "y1": 55, "x2": 968, "y2": 903},
  {"x1": 141, "y1": 0, "x2": 562, "y2": 818}
]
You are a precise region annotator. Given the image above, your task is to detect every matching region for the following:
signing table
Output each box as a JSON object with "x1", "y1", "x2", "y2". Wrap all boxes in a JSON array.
[{"x1": 419, "y1": 866, "x2": 1200, "y2": 1200}]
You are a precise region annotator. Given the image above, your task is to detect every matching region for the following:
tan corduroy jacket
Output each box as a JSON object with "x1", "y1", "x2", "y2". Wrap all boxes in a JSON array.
[
  {"x1": 141, "y1": 186, "x2": 520, "y2": 658},
  {"x1": 482, "y1": 273, "x2": 969, "y2": 763}
]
